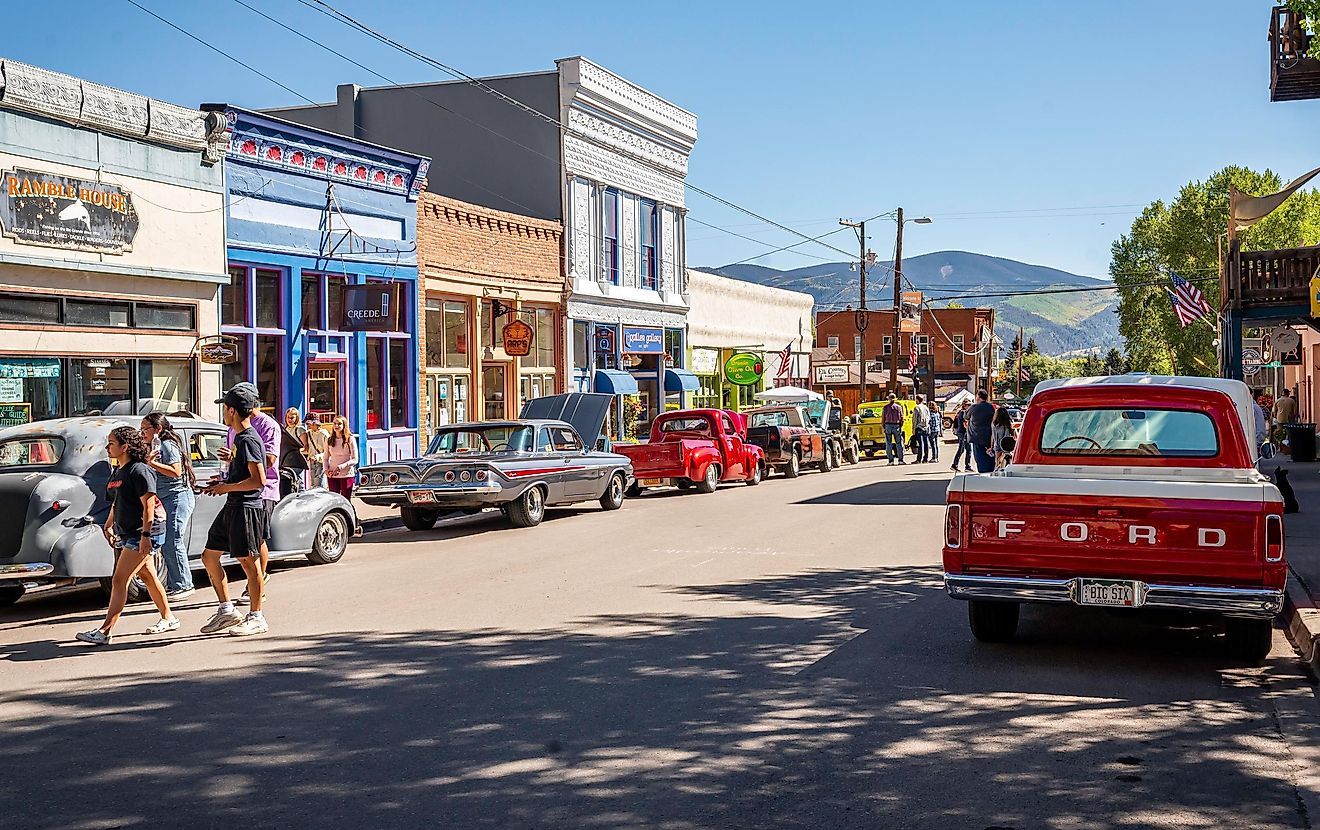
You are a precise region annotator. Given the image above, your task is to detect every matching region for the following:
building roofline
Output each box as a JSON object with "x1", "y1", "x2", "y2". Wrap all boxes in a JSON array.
[{"x1": 205, "y1": 104, "x2": 430, "y2": 167}]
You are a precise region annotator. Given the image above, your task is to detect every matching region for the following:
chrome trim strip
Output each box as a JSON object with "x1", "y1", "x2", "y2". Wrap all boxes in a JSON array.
[
  {"x1": 0, "y1": 562, "x2": 55, "y2": 580},
  {"x1": 943, "y1": 573, "x2": 1283, "y2": 617},
  {"x1": 357, "y1": 483, "x2": 502, "y2": 496}
]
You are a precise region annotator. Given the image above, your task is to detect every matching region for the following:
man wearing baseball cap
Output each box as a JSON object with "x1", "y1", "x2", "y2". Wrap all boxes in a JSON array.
[
  {"x1": 217, "y1": 382, "x2": 279, "y2": 606},
  {"x1": 197, "y1": 384, "x2": 269, "y2": 636}
]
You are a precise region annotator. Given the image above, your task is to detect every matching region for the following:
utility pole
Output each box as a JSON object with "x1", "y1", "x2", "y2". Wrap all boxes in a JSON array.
[
  {"x1": 891, "y1": 207, "x2": 905, "y2": 394},
  {"x1": 840, "y1": 218, "x2": 873, "y2": 409},
  {"x1": 1015, "y1": 326, "x2": 1024, "y2": 399}
]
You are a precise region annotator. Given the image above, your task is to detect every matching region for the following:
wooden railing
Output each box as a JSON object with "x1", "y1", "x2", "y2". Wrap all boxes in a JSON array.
[
  {"x1": 1237, "y1": 245, "x2": 1320, "y2": 307},
  {"x1": 1271, "y1": 5, "x2": 1320, "y2": 101}
]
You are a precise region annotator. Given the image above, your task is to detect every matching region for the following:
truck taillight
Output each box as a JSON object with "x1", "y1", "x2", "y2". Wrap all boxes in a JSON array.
[
  {"x1": 945, "y1": 503, "x2": 963, "y2": 548},
  {"x1": 1266, "y1": 514, "x2": 1284, "y2": 562}
]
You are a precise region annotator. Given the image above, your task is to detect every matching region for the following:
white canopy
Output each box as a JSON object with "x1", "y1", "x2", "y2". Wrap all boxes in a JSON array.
[{"x1": 753, "y1": 385, "x2": 824, "y2": 403}]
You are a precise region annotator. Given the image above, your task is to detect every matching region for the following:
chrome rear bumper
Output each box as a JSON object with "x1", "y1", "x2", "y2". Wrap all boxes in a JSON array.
[
  {"x1": 944, "y1": 573, "x2": 1283, "y2": 618},
  {"x1": 0, "y1": 562, "x2": 55, "y2": 581}
]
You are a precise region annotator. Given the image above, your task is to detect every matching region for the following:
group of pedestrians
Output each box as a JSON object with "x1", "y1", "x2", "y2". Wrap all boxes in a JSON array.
[
  {"x1": 74, "y1": 382, "x2": 359, "y2": 646},
  {"x1": 950, "y1": 389, "x2": 1014, "y2": 473},
  {"x1": 877, "y1": 393, "x2": 943, "y2": 465}
]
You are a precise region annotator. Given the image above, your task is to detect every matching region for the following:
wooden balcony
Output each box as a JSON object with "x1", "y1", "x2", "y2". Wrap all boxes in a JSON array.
[
  {"x1": 1271, "y1": 6, "x2": 1320, "y2": 101},
  {"x1": 1235, "y1": 244, "x2": 1320, "y2": 309}
]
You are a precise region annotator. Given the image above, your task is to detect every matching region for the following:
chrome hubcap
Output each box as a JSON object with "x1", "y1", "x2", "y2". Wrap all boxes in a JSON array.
[
  {"x1": 319, "y1": 516, "x2": 345, "y2": 554},
  {"x1": 528, "y1": 488, "x2": 543, "y2": 517}
]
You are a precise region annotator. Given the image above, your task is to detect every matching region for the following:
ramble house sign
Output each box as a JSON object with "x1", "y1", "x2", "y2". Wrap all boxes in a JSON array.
[{"x1": 0, "y1": 169, "x2": 139, "y2": 254}]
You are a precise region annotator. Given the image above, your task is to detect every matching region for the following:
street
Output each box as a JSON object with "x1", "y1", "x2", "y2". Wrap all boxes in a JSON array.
[{"x1": 1, "y1": 463, "x2": 1318, "y2": 829}]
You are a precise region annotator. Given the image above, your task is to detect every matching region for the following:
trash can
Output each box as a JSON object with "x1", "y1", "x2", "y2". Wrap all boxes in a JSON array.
[{"x1": 1286, "y1": 423, "x2": 1317, "y2": 463}]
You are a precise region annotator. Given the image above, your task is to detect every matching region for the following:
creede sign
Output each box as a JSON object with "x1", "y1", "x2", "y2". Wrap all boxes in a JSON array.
[
  {"x1": 502, "y1": 319, "x2": 533, "y2": 357},
  {"x1": 0, "y1": 169, "x2": 139, "y2": 254}
]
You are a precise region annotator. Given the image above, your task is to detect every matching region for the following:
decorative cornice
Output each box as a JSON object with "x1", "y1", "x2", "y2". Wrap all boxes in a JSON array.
[{"x1": 563, "y1": 58, "x2": 697, "y2": 145}]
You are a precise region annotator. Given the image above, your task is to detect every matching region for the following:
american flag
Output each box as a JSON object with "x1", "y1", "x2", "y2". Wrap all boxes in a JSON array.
[
  {"x1": 1019, "y1": 363, "x2": 1030, "y2": 382},
  {"x1": 775, "y1": 343, "x2": 793, "y2": 381},
  {"x1": 908, "y1": 336, "x2": 918, "y2": 372},
  {"x1": 1165, "y1": 271, "x2": 1213, "y2": 328}
]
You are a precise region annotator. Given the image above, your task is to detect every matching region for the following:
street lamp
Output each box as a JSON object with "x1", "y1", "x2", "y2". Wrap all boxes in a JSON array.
[{"x1": 890, "y1": 210, "x2": 933, "y2": 393}]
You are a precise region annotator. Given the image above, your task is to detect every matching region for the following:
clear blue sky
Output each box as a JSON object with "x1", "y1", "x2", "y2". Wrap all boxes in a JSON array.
[{"x1": 6, "y1": 1, "x2": 1315, "y2": 278}]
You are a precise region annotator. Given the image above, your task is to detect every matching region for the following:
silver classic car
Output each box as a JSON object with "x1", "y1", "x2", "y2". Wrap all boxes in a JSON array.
[
  {"x1": 357, "y1": 393, "x2": 633, "y2": 530},
  {"x1": 0, "y1": 416, "x2": 358, "y2": 609}
]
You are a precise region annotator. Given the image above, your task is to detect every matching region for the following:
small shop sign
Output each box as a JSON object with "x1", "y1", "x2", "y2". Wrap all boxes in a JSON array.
[
  {"x1": 341, "y1": 283, "x2": 401, "y2": 332},
  {"x1": 197, "y1": 336, "x2": 241, "y2": 366},
  {"x1": 0, "y1": 403, "x2": 31, "y2": 428},
  {"x1": 814, "y1": 364, "x2": 850, "y2": 384},
  {"x1": 690, "y1": 348, "x2": 719, "y2": 375},
  {"x1": 0, "y1": 168, "x2": 139, "y2": 254},
  {"x1": 621, "y1": 327, "x2": 664, "y2": 354},
  {"x1": 501, "y1": 319, "x2": 533, "y2": 357},
  {"x1": 724, "y1": 352, "x2": 765, "y2": 385}
]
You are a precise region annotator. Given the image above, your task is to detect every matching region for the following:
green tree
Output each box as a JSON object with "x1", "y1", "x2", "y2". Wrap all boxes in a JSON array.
[
  {"x1": 1102, "y1": 348, "x2": 1127, "y2": 375},
  {"x1": 1111, "y1": 166, "x2": 1320, "y2": 376},
  {"x1": 1286, "y1": 2, "x2": 1320, "y2": 58},
  {"x1": 1077, "y1": 355, "x2": 1105, "y2": 376},
  {"x1": 1025, "y1": 337, "x2": 1039, "y2": 355}
]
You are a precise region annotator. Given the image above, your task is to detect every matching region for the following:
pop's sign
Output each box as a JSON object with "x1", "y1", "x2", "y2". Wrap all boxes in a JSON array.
[
  {"x1": 0, "y1": 168, "x2": 139, "y2": 254},
  {"x1": 502, "y1": 319, "x2": 533, "y2": 357}
]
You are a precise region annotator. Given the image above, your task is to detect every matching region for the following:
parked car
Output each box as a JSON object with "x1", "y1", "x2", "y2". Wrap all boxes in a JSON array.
[
  {"x1": 943, "y1": 375, "x2": 1286, "y2": 661},
  {"x1": 743, "y1": 405, "x2": 829, "y2": 477},
  {"x1": 752, "y1": 388, "x2": 859, "y2": 467},
  {"x1": 357, "y1": 393, "x2": 634, "y2": 530},
  {"x1": 0, "y1": 416, "x2": 358, "y2": 608},
  {"x1": 615, "y1": 409, "x2": 764, "y2": 494},
  {"x1": 854, "y1": 399, "x2": 918, "y2": 459}
]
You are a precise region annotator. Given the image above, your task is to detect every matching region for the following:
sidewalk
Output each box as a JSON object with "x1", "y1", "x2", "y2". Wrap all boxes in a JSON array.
[{"x1": 1261, "y1": 455, "x2": 1320, "y2": 671}]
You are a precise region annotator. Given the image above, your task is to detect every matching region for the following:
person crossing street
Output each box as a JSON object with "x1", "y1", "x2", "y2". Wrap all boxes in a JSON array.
[
  {"x1": 881, "y1": 393, "x2": 906, "y2": 465},
  {"x1": 913, "y1": 395, "x2": 931, "y2": 463},
  {"x1": 950, "y1": 401, "x2": 973, "y2": 472}
]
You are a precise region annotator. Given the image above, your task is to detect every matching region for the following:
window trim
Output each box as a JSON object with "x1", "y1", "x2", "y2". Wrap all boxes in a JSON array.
[
  {"x1": 0, "y1": 291, "x2": 197, "y2": 333},
  {"x1": 640, "y1": 198, "x2": 658, "y2": 290},
  {"x1": 603, "y1": 188, "x2": 620, "y2": 285}
]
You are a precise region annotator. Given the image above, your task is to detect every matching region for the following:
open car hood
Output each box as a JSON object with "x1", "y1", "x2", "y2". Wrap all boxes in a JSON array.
[{"x1": 520, "y1": 393, "x2": 614, "y2": 448}]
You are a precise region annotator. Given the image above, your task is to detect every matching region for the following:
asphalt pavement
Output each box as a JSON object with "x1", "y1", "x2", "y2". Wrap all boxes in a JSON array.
[{"x1": 1, "y1": 460, "x2": 1318, "y2": 829}]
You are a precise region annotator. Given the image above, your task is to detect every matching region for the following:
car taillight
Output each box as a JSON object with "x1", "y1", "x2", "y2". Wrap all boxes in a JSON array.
[
  {"x1": 475, "y1": 469, "x2": 488, "y2": 482},
  {"x1": 51, "y1": 500, "x2": 70, "y2": 512},
  {"x1": 945, "y1": 503, "x2": 963, "y2": 548},
  {"x1": 1266, "y1": 514, "x2": 1284, "y2": 562}
]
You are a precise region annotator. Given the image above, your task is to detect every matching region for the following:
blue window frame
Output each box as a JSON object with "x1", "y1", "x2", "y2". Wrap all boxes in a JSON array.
[
  {"x1": 603, "y1": 189, "x2": 620, "y2": 284},
  {"x1": 640, "y1": 199, "x2": 658, "y2": 290}
]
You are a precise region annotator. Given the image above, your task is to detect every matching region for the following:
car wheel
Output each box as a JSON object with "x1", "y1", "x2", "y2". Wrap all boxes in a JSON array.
[
  {"x1": 818, "y1": 447, "x2": 832, "y2": 473},
  {"x1": 746, "y1": 462, "x2": 763, "y2": 486},
  {"x1": 400, "y1": 504, "x2": 440, "y2": 532},
  {"x1": 695, "y1": 464, "x2": 719, "y2": 494},
  {"x1": 1225, "y1": 617, "x2": 1273, "y2": 663},
  {"x1": 845, "y1": 443, "x2": 860, "y2": 465},
  {"x1": 0, "y1": 584, "x2": 24, "y2": 608},
  {"x1": 507, "y1": 486, "x2": 546, "y2": 528},
  {"x1": 307, "y1": 511, "x2": 349, "y2": 565},
  {"x1": 968, "y1": 600, "x2": 1019, "y2": 642},
  {"x1": 599, "y1": 473, "x2": 626, "y2": 511},
  {"x1": 784, "y1": 449, "x2": 801, "y2": 478}
]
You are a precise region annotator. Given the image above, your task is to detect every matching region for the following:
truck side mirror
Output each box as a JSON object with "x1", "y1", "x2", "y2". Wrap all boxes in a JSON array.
[{"x1": 1000, "y1": 435, "x2": 1017, "y2": 454}]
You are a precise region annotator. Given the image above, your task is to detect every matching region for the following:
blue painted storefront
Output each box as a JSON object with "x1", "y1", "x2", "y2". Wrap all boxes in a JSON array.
[{"x1": 215, "y1": 106, "x2": 430, "y2": 463}]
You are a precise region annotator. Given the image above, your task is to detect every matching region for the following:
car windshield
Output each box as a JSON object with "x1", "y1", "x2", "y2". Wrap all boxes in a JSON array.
[
  {"x1": 659, "y1": 417, "x2": 711, "y2": 433},
  {"x1": 1039, "y1": 408, "x2": 1219, "y2": 457},
  {"x1": 803, "y1": 400, "x2": 827, "y2": 427},
  {"x1": 0, "y1": 436, "x2": 65, "y2": 467},
  {"x1": 749, "y1": 411, "x2": 789, "y2": 428},
  {"x1": 427, "y1": 426, "x2": 534, "y2": 454}
]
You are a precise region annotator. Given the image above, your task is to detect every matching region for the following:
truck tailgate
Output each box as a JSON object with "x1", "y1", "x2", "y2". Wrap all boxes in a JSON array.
[
  {"x1": 614, "y1": 442, "x2": 685, "y2": 478},
  {"x1": 951, "y1": 476, "x2": 1277, "y2": 586}
]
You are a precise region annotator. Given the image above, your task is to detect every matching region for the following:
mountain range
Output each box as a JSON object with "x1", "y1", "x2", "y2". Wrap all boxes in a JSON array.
[{"x1": 705, "y1": 251, "x2": 1121, "y2": 356}]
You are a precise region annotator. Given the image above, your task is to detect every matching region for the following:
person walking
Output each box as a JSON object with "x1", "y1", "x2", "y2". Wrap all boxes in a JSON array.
[
  {"x1": 75, "y1": 427, "x2": 176, "y2": 645},
  {"x1": 1252, "y1": 388, "x2": 1270, "y2": 457},
  {"x1": 218, "y1": 384, "x2": 278, "y2": 605},
  {"x1": 967, "y1": 390, "x2": 996, "y2": 473},
  {"x1": 1275, "y1": 389, "x2": 1299, "y2": 425},
  {"x1": 912, "y1": 395, "x2": 931, "y2": 463},
  {"x1": 199, "y1": 385, "x2": 270, "y2": 637},
  {"x1": 950, "y1": 401, "x2": 973, "y2": 472},
  {"x1": 304, "y1": 412, "x2": 328, "y2": 488},
  {"x1": 279, "y1": 407, "x2": 310, "y2": 499},
  {"x1": 927, "y1": 401, "x2": 942, "y2": 463},
  {"x1": 991, "y1": 405, "x2": 1017, "y2": 471},
  {"x1": 140, "y1": 413, "x2": 195, "y2": 601},
  {"x1": 326, "y1": 416, "x2": 359, "y2": 497},
  {"x1": 881, "y1": 393, "x2": 906, "y2": 466}
]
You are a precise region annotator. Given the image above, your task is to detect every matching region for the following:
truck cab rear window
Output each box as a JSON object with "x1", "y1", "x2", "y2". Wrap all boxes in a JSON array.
[{"x1": 1039, "y1": 409, "x2": 1218, "y2": 458}]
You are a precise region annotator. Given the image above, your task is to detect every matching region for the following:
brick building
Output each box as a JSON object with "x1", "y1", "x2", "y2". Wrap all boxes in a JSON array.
[
  {"x1": 814, "y1": 307, "x2": 995, "y2": 407},
  {"x1": 417, "y1": 193, "x2": 564, "y2": 433}
]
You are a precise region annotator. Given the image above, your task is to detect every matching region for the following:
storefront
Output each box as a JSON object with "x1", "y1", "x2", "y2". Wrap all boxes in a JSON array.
[
  {"x1": 0, "y1": 59, "x2": 228, "y2": 424},
  {"x1": 213, "y1": 107, "x2": 428, "y2": 463}
]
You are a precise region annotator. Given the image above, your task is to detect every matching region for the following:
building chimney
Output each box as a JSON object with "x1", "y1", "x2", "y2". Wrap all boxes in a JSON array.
[{"x1": 336, "y1": 84, "x2": 361, "y2": 139}]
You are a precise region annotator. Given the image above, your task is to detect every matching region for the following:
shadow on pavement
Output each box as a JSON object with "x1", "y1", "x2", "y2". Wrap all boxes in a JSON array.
[
  {"x1": 0, "y1": 564, "x2": 1305, "y2": 829},
  {"x1": 796, "y1": 477, "x2": 950, "y2": 506}
]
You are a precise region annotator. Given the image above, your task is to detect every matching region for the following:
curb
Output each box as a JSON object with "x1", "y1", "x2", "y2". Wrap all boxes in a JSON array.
[
  {"x1": 357, "y1": 514, "x2": 401, "y2": 535},
  {"x1": 1284, "y1": 567, "x2": 1320, "y2": 676}
]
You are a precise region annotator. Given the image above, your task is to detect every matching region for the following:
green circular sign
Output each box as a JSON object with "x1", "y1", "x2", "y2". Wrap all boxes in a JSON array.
[{"x1": 724, "y1": 352, "x2": 765, "y2": 385}]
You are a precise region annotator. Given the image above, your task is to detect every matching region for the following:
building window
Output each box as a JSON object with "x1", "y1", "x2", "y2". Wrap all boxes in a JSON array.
[
  {"x1": 915, "y1": 334, "x2": 931, "y2": 356},
  {"x1": 389, "y1": 338, "x2": 409, "y2": 428},
  {"x1": 853, "y1": 335, "x2": 862, "y2": 359},
  {"x1": 2, "y1": 295, "x2": 59, "y2": 324},
  {"x1": 366, "y1": 280, "x2": 412, "y2": 431},
  {"x1": 479, "y1": 300, "x2": 497, "y2": 353},
  {"x1": 254, "y1": 269, "x2": 281, "y2": 329},
  {"x1": 135, "y1": 304, "x2": 195, "y2": 331},
  {"x1": 137, "y1": 359, "x2": 194, "y2": 413},
  {"x1": 953, "y1": 334, "x2": 965, "y2": 366},
  {"x1": 223, "y1": 266, "x2": 246, "y2": 327},
  {"x1": 572, "y1": 321, "x2": 590, "y2": 371},
  {"x1": 520, "y1": 373, "x2": 556, "y2": 404},
  {"x1": 0, "y1": 293, "x2": 193, "y2": 331},
  {"x1": 69, "y1": 358, "x2": 130, "y2": 415},
  {"x1": 0, "y1": 357, "x2": 197, "y2": 424},
  {"x1": 256, "y1": 335, "x2": 282, "y2": 413},
  {"x1": 66, "y1": 299, "x2": 130, "y2": 328},
  {"x1": 301, "y1": 274, "x2": 323, "y2": 331},
  {"x1": 444, "y1": 301, "x2": 469, "y2": 368},
  {"x1": 521, "y1": 306, "x2": 556, "y2": 369},
  {"x1": 664, "y1": 328, "x2": 683, "y2": 367},
  {"x1": 882, "y1": 335, "x2": 893, "y2": 356},
  {"x1": 640, "y1": 199, "x2": 658, "y2": 290},
  {"x1": 326, "y1": 275, "x2": 346, "y2": 332},
  {"x1": 826, "y1": 335, "x2": 839, "y2": 349},
  {"x1": 366, "y1": 338, "x2": 383, "y2": 430},
  {"x1": 221, "y1": 334, "x2": 249, "y2": 393},
  {"x1": 604, "y1": 189, "x2": 620, "y2": 284}
]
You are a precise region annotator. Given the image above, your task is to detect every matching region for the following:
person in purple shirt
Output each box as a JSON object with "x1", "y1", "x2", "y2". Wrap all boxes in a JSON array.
[{"x1": 219, "y1": 383, "x2": 279, "y2": 604}]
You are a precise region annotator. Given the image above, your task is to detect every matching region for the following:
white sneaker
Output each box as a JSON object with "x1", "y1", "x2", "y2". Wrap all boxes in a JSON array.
[
  {"x1": 145, "y1": 617, "x2": 181, "y2": 635},
  {"x1": 228, "y1": 613, "x2": 269, "y2": 637},
  {"x1": 201, "y1": 609, "x2": 244, "y2": 634},
  {"x1": 235, "y1": 576, "x2": 270, "y2": 606},
  {"x1": 75, "y1": 629, "x2": 111, "y2": 646}
]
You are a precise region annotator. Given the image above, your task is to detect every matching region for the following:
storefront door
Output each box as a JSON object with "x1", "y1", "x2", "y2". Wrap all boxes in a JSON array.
[
  {"x1": 482, "y1": 363, "x2": 509, "y2": 420},
  {"x1": 307, "y1": 362, "x2": 344, "y2": 422}
]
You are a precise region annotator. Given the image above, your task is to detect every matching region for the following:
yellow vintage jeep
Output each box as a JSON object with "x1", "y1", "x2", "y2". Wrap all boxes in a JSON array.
[{"x1": 854, "y1": 399, "x2": 918, "y2": 459}]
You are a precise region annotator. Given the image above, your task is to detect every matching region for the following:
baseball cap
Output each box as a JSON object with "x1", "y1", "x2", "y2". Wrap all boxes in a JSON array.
[{"x1": 215, "y1": 382, "x2": 261, "y2": 410}]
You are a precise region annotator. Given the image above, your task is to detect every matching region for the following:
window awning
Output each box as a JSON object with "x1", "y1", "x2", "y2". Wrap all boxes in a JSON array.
[
  {"x1": 593, "y1": 369, "x2": 639, "y2": 395},
  {"x1": 663, "y1": 368, "x2": 700, "y2": 393}
]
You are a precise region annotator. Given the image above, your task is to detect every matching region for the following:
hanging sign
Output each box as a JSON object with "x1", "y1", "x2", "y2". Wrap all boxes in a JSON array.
[
  {"x1": 594, "y1": 327, "x2": 616, "y2": 354},
  {"x1": 1242, "y1": 346, "x2": 1262, "y2": 376},
  {"x1": 0, "y1": 168, "x2": 139, "y2": 254},
  {"x1": 814, "y1": 364, "x2": 850, "y2": 384},
  {"x1": 690, "y1": 348, "x2": 719, "y2": 375},
  {"x1": 341, "y1": 283, "x2": 401, "y2": 332},
  {"x1": 899, "y1": 291, "x2": 923, "y2": 333},
  {"x1": 501, "y1": 319, "x2": 533, "y2": 357},
  {"x1": 724, "y1": 352, "x2": 764, "y2": 385},
  {"x1": 197, "y1": 336, "x2": 241, "y2": 366},
  {"x1": 621, "y1": 326, "x2": 664, "y2": 354},
  {"x1": 1271, "y1": 326, "x2": 1301, "y2": 355}
]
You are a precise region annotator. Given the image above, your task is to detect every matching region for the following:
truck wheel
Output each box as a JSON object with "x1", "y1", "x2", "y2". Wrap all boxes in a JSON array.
[
  {"x1": 507, "y1": 486, "x2": 546, "y2": 528},
  {"x1": 307, "y1": 511, "x2": 350, "y2": 565},
  {"x1": 1224, "y1": 618, "x2": 1272, "y2": 663},
  {"x1": 746, "y1": 462, "x2": 763, "y2": 486},
  {"x1": 968, "y1": 600, "x2": 1019, "y2": 642},
  {"x1": 818, "y1": 446, "x2": 834, "y2": 473},
  {"x1": 400, "y1": 505, "x2": 439, "y2": 531},
  {"x1": 845, "y1": 443, "x2": 860, "y2": 465},
  {"x1": 0, "y1": 584, "x2": 24, "y2": 607},
  {"x1": 696, "y1": 464, "x2": 720, "y2": 494},
  {"x1": 784, "y1": 450, "x2": 801, "y2": 478},
  {"x1": 599, "y1": 473, "x2": 626, "y2": 511}
]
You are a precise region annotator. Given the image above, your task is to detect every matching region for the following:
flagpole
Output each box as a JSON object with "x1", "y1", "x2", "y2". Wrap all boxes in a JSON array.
[{"x1": 1016, "y1": 326, "x2": 1023, "y2": 398}]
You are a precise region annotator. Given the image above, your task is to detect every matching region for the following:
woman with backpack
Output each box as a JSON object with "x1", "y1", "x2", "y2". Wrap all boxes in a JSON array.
[
  {"x1": 140, "y1": 413, "x2": 196, "y2": 601},
  {"x1": 991, "y1": 405, "x2": 1017, "y2": 471}
]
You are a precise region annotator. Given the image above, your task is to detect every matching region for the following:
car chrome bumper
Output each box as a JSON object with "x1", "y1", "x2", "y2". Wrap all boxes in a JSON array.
[
  {"x1": 357, "y1": 483, "x2": 503, "y2": 506},
  {"x1": 0, "y1": 562, "x2": 55, "y2": 581},
  {"x1": 943, "y1": 573, "x2": 1284, "y2": 618}
]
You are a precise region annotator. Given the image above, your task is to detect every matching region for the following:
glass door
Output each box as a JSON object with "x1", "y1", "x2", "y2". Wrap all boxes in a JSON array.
[
  {"x1": 482, "y1": 364, "x2": 508, "y2": 420},
  {"x1": 307, "y1": 363, "x2": 343, "y2": 421}
]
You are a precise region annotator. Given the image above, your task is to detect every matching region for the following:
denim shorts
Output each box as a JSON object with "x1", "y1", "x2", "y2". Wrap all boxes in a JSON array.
[{"x1": 119, "y1": 530, "x2": 166, "y2": 553}]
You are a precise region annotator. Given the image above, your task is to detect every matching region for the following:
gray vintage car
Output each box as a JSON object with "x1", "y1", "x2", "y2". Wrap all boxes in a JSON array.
[
  {"x1": 0, "y1": 416, "x2": 358, "y2": 608},
  {"x1": 357, "y1": 393, "x2": 633, "y2": 530}
]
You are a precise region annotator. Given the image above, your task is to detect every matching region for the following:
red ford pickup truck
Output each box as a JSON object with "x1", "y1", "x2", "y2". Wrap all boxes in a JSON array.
[
  {"x1": 616, "y1": 409, "x2": 765, "y2": 494},
  {"x1": 943, "y1": 376, "x2": 1285, "y2": 661}
]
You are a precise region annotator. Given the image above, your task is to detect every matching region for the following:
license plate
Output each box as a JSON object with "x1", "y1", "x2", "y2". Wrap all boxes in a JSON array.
[
  {"x1": 640, "y1": 478, "x2": 664, "y2": 487},
  {"x1": 1076, "y1": 578, "x2": 1142, "y2": 608},
  {"x1": 406, "y1": 490, "x2": 437, "y2": 504}
]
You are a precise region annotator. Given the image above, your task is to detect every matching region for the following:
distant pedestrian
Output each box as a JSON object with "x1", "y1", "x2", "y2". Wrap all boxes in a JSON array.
[
  {"x1": 950, "y1": 401, "x2": 973, "y2": 472},
  {"x1": 326, "y1": 416, "x2": 359, "y2": 497},
  {"x1": 304, "y1": 413, "x2": 328, "y2": 488},
  {"x1": 913, "y1": 395, "x2": 931, "y2": 463},
  {"x1": 991, "y1": 405, "x2": 1016, "y2": 471},
  {"x1": 881, "y1": 393, "x2": 906, "y2": 465},
  {"x1": 1252, "y1": 388, "x2": 1269, "y2": 456},
  {"x1": 1274, "y1": 389, "x2": 1298, "y2": 426},
  {"x1": 279, "y1": 407, "x2": 310, "y2": 499},
  {"x1": 76, "y1": 427, "x2": 176, "y2": 645},
  {"x1": 967, "y1": 389, "x2": 996, "y2": 473},
  {"x1": 927, "y1": 402, "x2": 942, "y2": 462},
  {"x1": 140, "y1": 413, "x2": 195, "y2": 600}
]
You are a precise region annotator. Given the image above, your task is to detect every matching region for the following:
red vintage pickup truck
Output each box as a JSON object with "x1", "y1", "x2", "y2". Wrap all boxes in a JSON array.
[
  {"x1": 616, "y1": 409, "x2": 765, "y2": 494},
  {"x1": 943, "y1": 375, "x2": 1285, "y2": 661}
]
